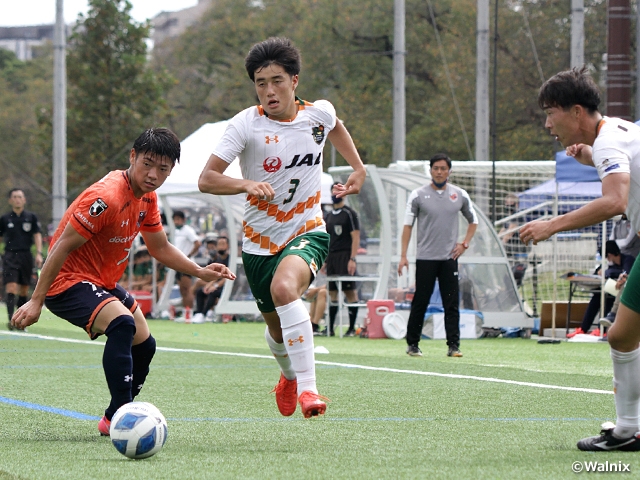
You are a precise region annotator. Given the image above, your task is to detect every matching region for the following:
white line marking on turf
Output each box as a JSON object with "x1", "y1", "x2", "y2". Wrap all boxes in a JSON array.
[{"x1": 1, "y1": 331, "x2": 613, "y2": 395}]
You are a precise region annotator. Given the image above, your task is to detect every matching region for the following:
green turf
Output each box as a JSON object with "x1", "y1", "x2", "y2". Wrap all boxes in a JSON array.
[{"x1": 0, "y1": 308, "x2": 636, "y2": 479}]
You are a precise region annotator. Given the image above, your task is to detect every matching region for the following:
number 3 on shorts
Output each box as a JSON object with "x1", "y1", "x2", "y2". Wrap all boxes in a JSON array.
[{"x1": 290, "y1": 239, "x2": 309, "y2": 250}]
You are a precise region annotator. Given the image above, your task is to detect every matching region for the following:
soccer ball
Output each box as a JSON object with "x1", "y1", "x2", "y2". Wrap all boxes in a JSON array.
[{"x1": 110, "y1": 402, "x2": 168, "y2": 459}]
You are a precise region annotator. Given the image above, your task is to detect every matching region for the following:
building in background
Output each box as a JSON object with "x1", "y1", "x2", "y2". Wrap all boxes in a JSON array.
[
  {"x1": 151, "y1": 0, "x2": 214, "y2": 47},
  {"x1": 0, "y1": 25, "x2": 61, "y2": 61}
]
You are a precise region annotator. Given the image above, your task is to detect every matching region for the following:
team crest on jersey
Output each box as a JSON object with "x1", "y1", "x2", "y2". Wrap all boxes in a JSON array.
[
  {"x1": 449, "y1": 192, "x2": 458, "y2": 202},
  {"x1": 311, "y1": 125, "x2": 325, "y2": 144},
  {"x1": 89, "y1": 198, "x2": 108, "y2": 217},
  {"x1": 263, "y1": 156, "x2": 282, "y2": 173},
  {"x1": 137, "y1": 211, "x2": 147, "y2": 228},
  {"x1": 334, "y1": 225, "x2": 342, "y2": 236},
  {"x1": 22, "y1": 222, "x2": 32, "y2": 232}
]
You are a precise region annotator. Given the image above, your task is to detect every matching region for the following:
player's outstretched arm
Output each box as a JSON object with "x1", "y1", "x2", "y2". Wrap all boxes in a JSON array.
[
  {"x1": 12, "y1": 224, "x2": 88, "y2": 330},
  {"x1": 520, "y1": 172, "x2": 628, "y2": 245},
  {"x1": 327, "y1": 121, "x2": 366, "y2": 198},
  {"x1": 142, "y1": 230, "x2": 236, "y2": 282},
  {"x1": 198, "y1": 154, "x2": 275, "y2": 201}
]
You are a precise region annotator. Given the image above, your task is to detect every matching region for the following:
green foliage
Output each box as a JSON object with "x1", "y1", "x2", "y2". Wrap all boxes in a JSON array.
[
  {"x1": 156, "y1": 0, "x2": 611, "y2": 165},
  {"x1": 0, "y1": 48, "x2": 55, "y2": 226},
  {"x1": 64, "y1": 0, "x2": 173, "y2": 196}
]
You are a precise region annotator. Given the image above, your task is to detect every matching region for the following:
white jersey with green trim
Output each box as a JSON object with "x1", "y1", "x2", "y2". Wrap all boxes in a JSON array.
[
  {"x1": 592, "y1": 116, "x2": 640, "y2": 234},
  {"x1": 213, "y1": 98, "x2": 336, "y2": 255}
]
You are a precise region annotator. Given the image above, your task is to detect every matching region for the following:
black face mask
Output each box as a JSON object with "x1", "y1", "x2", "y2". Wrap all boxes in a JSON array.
[
  {"x1": 217, "y1": 249, "x2": 227, "y2": 256},
  {"x1": 331, "y1": 195, "x2": 341, "y2": 205}
]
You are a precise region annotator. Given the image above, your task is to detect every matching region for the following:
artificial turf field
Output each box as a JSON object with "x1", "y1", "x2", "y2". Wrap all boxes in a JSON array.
[{"x1": 0, "y1": 308, "x2": 636, "y2": 479}]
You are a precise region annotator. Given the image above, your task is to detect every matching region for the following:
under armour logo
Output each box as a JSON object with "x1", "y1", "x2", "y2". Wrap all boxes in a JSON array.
[
  {"x1": 95, "y1": 291, "x2": 105, "y2": 297},
  {"x1": 124, "y1": 375, "x2": 133, "y2": 382},
  {"x1": 265, "y1": 135, "x2": 279, "y2": 144},
  {"x1": 121, "y1": 219, "x2": 129, "y2": 227},
  {"x1": 287, "y1": 335, "x2": 304, "y2": 346}
]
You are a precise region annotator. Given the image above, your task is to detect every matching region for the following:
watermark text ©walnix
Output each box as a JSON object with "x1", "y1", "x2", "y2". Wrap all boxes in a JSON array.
[{"x1": 572, "y1": 461, "x2": 631, "y2": 473}]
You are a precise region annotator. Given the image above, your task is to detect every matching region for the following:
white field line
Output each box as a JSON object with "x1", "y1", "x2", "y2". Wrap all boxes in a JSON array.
[{"x1": 1, "y1": 331, "x2": 612, "y2": 395}]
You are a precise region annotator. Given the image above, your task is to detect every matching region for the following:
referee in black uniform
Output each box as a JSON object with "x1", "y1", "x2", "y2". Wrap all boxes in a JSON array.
[
  {"x1": 0, "y1": 189, "x2": 43, "y2": 330},
  {"x1": 325, "y1": 182, "x2": 361, "y2": 336}
]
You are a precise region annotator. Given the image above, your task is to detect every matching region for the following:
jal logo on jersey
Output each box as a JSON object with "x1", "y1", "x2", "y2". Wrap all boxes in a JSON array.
[
  {"x1": 449, "y1": 192, "x2": 458, "y2": 202},
  {"x1": 263, "y1": 156, "x2": 282, "y2": 173},
  {"x1": 311, "y1": 125, "x2": 325, "y2": 144},
  {"x1": 284, "y1": 152, "x2": 322, "y2": 169},
  {"x1": 89, "y1": 199, "x2": 108, "y2": 217}
]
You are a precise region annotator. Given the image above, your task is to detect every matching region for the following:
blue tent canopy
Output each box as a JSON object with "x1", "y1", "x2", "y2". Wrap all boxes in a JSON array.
[{"x1": 518, "y1": 151, "x2": 601, "y2": 212}]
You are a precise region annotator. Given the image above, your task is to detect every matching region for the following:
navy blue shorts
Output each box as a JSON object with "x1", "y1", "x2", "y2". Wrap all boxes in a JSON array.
[
  {"x1": 45, "y1": 282, "x2": 138, "y2": 340},
  {"x1": 2, "y1": 250, "x2": 34, "y2": 286}
]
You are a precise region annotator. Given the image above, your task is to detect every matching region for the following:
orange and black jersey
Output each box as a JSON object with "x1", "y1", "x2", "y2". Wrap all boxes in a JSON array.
[{"x1": 48, "y1": 170, "x2": 164, "y2": 296}]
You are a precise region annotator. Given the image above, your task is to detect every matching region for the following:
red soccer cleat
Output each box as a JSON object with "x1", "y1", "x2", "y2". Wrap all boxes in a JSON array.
[
  {"x1": 98, "y1": 416, "x2": 111, "y2": 436},
  {"x1": 566, "y1": 327, "x2": 585, "y2": 339},
  {"x1": 298, "y1": 391, "x2": 329, "y2": 419},
  {"x1": 271, "y1": 374, "x2": 297, "y2": 417}
]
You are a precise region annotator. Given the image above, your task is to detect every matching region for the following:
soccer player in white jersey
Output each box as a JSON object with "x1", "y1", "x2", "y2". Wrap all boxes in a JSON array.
[
  {"x1": 520, "y1": 66, "x2": 640, "y2": 451},
  {"x1": 198, "y1": 37, "x2": 366, "y2": 418}
]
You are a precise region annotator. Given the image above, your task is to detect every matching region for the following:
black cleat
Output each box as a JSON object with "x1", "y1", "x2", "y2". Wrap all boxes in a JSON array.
[
  {"x1": 406, "y1": 345, "x2": 422, "y2": 357},
  {"x1": 447, "y1": 346, "x2": 463, "y2": 357},
  {"x1": 7, "y1": 322, "x2": 14, "y2": 331},
  {"x1": 577, "y1": 422, "x2": 640, "y2": 451}
]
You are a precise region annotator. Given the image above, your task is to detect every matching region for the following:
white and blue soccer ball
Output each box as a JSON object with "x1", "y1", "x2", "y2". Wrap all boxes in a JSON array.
[{"x1": 110, "y1": 402, "x2": 168, "y2": 459}]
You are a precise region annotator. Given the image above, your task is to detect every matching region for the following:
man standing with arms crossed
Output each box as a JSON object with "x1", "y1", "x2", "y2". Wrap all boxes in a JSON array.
[
  {"x1": 1, "y1": 188, "x2": 43, "y2": 331},
  {"x1": 520, "y1": 66, "x2": 640, "y2": 451},
  {"x1": 199, "y1": 37, "x2": 366, "y2": 418},
  {"x1": 398, "y1": 154, "x2": 478, "y2": 358}
]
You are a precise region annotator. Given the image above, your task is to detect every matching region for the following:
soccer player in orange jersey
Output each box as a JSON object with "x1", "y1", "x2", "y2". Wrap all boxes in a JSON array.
[{"x1": 11, "y1": 128, "x2": 235, "y2": 435}]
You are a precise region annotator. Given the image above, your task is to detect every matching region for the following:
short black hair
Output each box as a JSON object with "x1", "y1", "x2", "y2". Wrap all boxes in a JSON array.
[
  {"x1": 429, "y1": 153, "x2": 451, "y2": 169},
  {"x1": 245, "y1": 37, "x2": 301, "y2": 82},
  {"x1": 538, "y1": 66, "x2": 601, "y2": 113},
  {"x1": 217, "y1": 236, "x2": 229, "y2": 244},
  {"x1": 605, "y1": 240, "x2": 621, "y2": 257},
  {"x1": 7, "y1": 188, "x2": 24, "y2": 198},
  {"x1": 132, "y1": 128, "x2": 181, "y2": 165},
  {"x1": 172, "y1": 210, "x2": 185, "y2": 220}
]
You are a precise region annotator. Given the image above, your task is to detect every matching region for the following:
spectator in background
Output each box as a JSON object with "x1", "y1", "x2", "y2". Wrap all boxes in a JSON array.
[
  {"x1": 325, "y1": 182, "x2": 361, "y2": 337},
  {"x1": 610, "y1": 214, "x2": 640, "y2": 259},
  {"x1": 567, "y1": 241, "x2": 634, "y2": 338},
  {"x1": 171, "y1": 210, "x2": 201, "y2": 321},
  {"x1": 192, "y1": 236, "x2": 230, "y2": 323},
  {"x1": 0, "y1": 188, "x2": 43, "y2": 331},
  {"x1": 599, "y1": 216, "x2": 640, "y2": 329},
  {"x1": 398, "y1": 154, "x2": 478, "y2": 358}
]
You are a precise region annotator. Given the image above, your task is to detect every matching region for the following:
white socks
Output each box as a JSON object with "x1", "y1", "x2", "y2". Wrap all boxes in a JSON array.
[
  {"x1": 611, "y1": 347, "x2": 640, "y2": 438},
  {"x1": 264, "y1": 327, "x2": 296, "y2": 381},
  {"x1": 276, "y1": 299, "x2": 317, "y2": 395}
]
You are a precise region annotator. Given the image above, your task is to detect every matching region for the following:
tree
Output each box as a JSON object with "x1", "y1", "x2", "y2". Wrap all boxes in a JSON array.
[
  {"x1": 154, "y1": 0, "x2": 610, "y2": 165},
  {"x1": 0, "y1": 47, "x2": 55, "y2": 228},
  {"x1": 65, "y1": 0, "x2": 173, "y2": 195}
]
